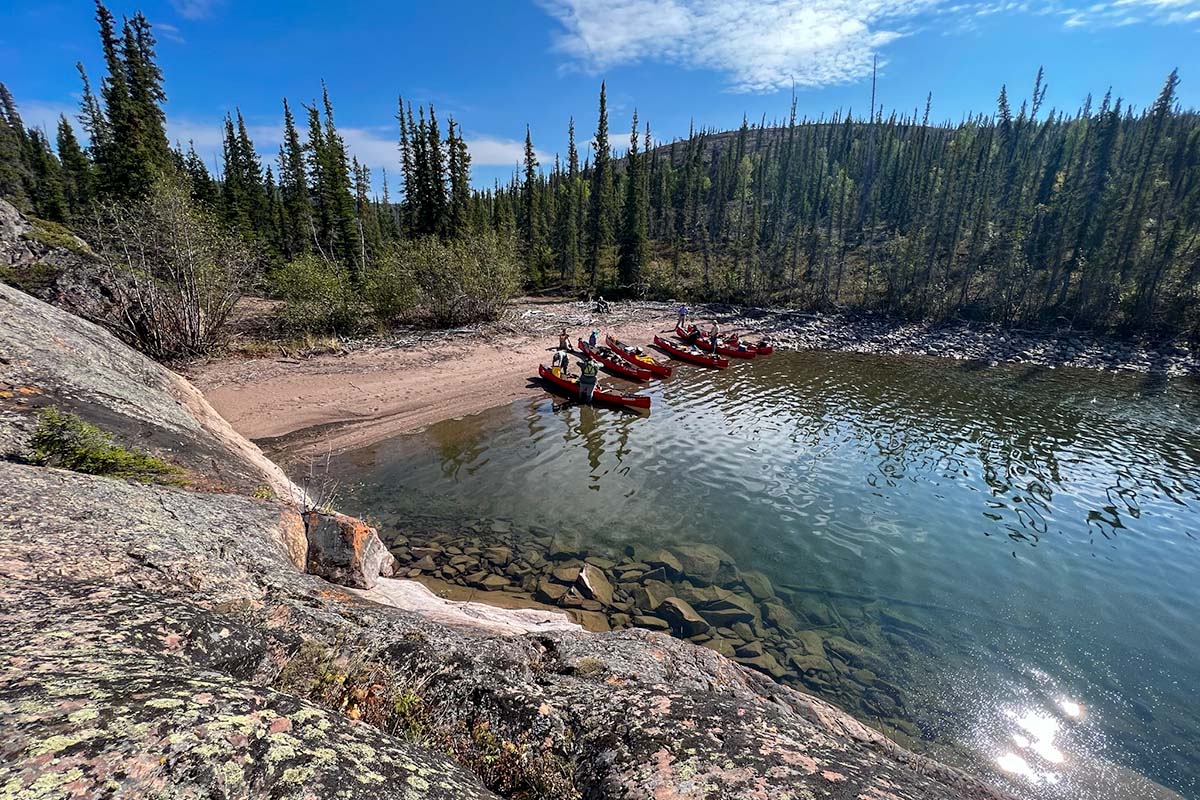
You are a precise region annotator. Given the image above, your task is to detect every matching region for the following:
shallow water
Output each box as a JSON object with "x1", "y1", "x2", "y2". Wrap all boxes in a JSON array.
[{"x1": 327, "y1": 351, "x2": 1200, "y2": 799}]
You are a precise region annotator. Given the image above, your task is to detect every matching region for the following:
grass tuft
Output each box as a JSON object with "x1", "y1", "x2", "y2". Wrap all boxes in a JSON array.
[{"x1": 28, "y1": 408, "x2": 187, "y2": 486}]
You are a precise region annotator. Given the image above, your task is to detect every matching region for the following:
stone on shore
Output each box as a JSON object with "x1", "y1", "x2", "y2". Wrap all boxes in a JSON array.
[{"x1": 302, "y1": 511, "x2": 397, "y2": 590}]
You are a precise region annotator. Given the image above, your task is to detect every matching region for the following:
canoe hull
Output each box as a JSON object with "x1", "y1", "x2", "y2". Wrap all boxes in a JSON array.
[
  {"x1": 578, "y1": 339, "x2": 653, "y2": 381},
  {"x1": 606, "y1": 335, "x2": 673, "y2": 378},
  {"x1": 675, "y1": 325, "x2": 757, "y2": 359},
  {"x1": 538, "y1": 364, "x2": 651, "y2": 409},
  {"x1": 652, "y1": 335, "x2": 729, "y2": 368}
]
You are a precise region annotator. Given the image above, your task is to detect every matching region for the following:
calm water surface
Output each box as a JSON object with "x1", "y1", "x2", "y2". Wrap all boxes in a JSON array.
[{"x1": 328, "y1": 351, "x2": 1200, "y2": 799}]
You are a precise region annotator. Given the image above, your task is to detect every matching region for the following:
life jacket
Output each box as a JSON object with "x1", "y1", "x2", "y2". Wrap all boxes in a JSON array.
[{"x1": 581, "y1": 361, "x2": 599, "y2": 378}]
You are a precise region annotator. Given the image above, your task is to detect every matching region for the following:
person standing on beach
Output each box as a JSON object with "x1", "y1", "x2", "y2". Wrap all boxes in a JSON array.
[
  {"x1": 559, "y1": 328, "x2": 570, "y2": 351},
  {"x1": 678, "y1": 304, "x2": 689, "y2": 327},
  {"x1": 710, "y1": 320, "x2": 720, "y2": 354},
  {"x1": 589, "y1": 329, "x2": 599, "y2": 348},
  {"x1": 579, "y1": 358, "x2": 598, "y2": 402}
]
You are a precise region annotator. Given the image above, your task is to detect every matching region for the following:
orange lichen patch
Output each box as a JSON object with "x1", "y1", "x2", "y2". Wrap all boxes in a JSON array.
[
  {"x1": 822, "y1": 770, "x2": 847, "y2": 782},
  {"x1": 604, "y1": 675, "x2": 626, "y2": 687}
]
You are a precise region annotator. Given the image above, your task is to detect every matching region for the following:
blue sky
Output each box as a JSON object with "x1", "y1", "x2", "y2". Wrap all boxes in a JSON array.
[{"x1": 2, "y1": 0, "x2": 1197, "y2": 190}]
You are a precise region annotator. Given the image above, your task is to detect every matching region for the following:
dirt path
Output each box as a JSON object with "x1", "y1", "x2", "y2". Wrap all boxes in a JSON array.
[{"x1": 188, "y1": 300, "x2": 680, "y2": 458}]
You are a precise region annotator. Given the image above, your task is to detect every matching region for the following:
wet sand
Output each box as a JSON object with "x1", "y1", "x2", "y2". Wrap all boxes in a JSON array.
[{"x1": 189, "y1": 300, "x2": 682, "y2": 458}]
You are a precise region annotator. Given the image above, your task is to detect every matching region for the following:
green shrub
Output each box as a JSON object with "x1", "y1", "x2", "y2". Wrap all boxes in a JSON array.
[
  {"x1": 408, "y1": 231, "x2": 520, "y2": 327},
  {"x1": 28, "y1": 408, "x2": 186, "y2": 485},
  {"x1": 362, "y1": 245, "x2": 419, "y2": 324},
  {"x1": 84, "y1": 178, "x2": 253, "y2": 359},
  {"x1": 272, "y1": 254, "x2": 361, "y2": 335}
]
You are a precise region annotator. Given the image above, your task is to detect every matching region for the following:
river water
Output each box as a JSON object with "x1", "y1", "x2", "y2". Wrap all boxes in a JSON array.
[{"x1": 326, "y1": 350, "x2": 1200, "y2": 799}]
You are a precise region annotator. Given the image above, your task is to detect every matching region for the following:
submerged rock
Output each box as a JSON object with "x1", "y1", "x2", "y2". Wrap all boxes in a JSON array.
[
  {"x1": 656, "y1": 597, "x2": 710, "y2": 637},
  {"x1": 578, "y1": 564, "x2": 614, "y2": 606}
]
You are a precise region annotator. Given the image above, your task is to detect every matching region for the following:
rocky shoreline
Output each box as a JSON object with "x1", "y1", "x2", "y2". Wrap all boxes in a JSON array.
[
  {"x1": 2, "y1": 243, "x2": 1019, "y2": 797},
  {"x1": 379, "y1": 518, "x2": 931, "y2": 747},
  {"x1": 363, "y1": 298, "x2": 1200, "y2": 377}
]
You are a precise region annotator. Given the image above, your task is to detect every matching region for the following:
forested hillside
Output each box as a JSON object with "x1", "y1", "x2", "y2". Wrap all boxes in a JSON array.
[{"x1": 2, "y1": 1, "x2": 1198, "y2": 345}]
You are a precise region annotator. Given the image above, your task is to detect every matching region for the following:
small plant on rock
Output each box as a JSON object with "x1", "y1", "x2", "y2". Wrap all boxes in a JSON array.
[{"x1": 28, "y1": 408, "x2": 186, "y2": 485}]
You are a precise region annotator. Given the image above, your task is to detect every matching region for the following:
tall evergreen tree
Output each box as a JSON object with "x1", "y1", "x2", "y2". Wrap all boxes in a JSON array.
[
  {"x1": 56, "y1": 115, "x2": 95, "y2": 216},
  {"x1": 586, "y1": 81, "x2": 615, "y2": 285},
  {"x1": 446, "y1": 118, "x2": 472, "y2": 238},
  {"x1": 0, "y1": 83, "x2": 32, "y2": 209},
  {"x1": 617, "y1": 110, "x2": 648, "y2": 292},
  {"x1": 278, "y1": 98, "x2": 312, "y2": 258}
]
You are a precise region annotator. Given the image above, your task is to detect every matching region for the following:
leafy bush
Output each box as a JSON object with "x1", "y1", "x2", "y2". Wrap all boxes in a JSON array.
[
  {"x1": 28, "y1": 408, "x2": 186, "y2": 485},
  {"x1": 362, "y1": 245, "x2": 419, "y2": 325},
  {"x1": 271, "y1": 254, "x2": 361, "y2": 335},
  {"x1": 408, "y1": 231, "x2": 520, "y2": 327},
  {"x1": 83, "y1": 177, "x2": 253, "y2": 359}
]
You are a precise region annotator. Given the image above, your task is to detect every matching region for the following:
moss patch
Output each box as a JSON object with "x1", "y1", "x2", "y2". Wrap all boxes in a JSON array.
[
  {"x1": 27, "y1": 408, "x2": 187, "y2": 486},
  {"x1": 24, "y1": 217, "x2": 94, "y2": 256}
]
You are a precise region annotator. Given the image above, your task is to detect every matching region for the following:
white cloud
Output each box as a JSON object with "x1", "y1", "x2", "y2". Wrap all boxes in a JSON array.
[
  {"x1": 540, "y1": 0, "x2": 1200, "y2": 90},
  {"x1": 154, "y1": 22, "x2": 186, "y2": 44},
  {"x1": 13, "y1": 100, "x2": 77, "y2": 137},
  {"x1": 168, "y1": 0, "x2": 224, "y2": 20},
  {"x1": 464, "y1": 133, "x2": 552, "y2": 167},
  {"x1": 539, "y1": 0, "x2": 947, "y2": 92},
  {"x1": 1044, "y1": 0, "x2": 1200, "y2": 26}
]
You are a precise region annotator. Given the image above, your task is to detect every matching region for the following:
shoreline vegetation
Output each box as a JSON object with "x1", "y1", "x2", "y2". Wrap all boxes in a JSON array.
[
  {"x1": 190, "y1": 296, "x2": 1200, "y2": 463},
  {"x1": 2, "y1": 2, "x2": 1198, "y2": 795}
]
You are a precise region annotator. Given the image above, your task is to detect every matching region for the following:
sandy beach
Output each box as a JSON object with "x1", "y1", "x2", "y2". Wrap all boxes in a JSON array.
[{"x1": 188, "y1": 299, "x2": 681, "y2": 458}]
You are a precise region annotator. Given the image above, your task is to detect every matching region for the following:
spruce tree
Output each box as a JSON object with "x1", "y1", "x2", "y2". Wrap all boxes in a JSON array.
[
  {"x1": 278, "y1": 99, "x2": 312, "y2": 258},
  {"x1": 553, "y1": 117, "x2": 581, "y2": 284},
  {"x1": 26, "y1": 129, "x2": 69, "y2": 222},
  {"x1": 520, "y1": 125, "x2": 543, "y2": 270},
  {"x1": 56, "y1": 115, "x2": 95, "y2": 216},
  {"x1": 0, "y1": 83, "x2": 32, "y2": 209},
  {"x1": 617, "y1": 110, "x2": 648, "y2": 292},
  {"x1": 586, "y1": 81, "x2": 614, "y2": 285},
  {"x1": 447, "y1": 118, "x2": 472, "y2": 237},
  {"x1": 182, "y1": 140, "x2": 218, "y2": 207},
  {"x1": 424, "y1": 105, "x2": 449, "y2": 237},
  {"x1": 319, "y1": 85, "x2": 361, "y2": 277}
]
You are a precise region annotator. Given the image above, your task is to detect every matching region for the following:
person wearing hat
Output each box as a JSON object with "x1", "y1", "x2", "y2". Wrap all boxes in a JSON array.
[
  {"x1": 578, "y1": 356, "x2": 599, "y2": 402},
  {"x1": 588, "y1": 329, "x2": 599, "y2": 348}
]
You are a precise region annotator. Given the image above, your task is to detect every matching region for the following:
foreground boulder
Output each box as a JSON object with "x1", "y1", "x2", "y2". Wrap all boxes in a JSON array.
[
  {"x1": 0, "y1": 281, "x2": 1011, "y2": 800},
  {"x1": 303, "y1": 510, "x2": 397, "y2": 589}
]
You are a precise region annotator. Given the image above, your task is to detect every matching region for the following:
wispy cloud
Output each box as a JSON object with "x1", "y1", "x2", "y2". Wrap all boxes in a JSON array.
[
  {"x1": 154, "y1": 22, "x2": 186, "y2": 44},
  {"x1": 539, "y1": 0, "x2": 945, "y2": 92},
  {"x1": 14, "y1": 100, "x2": 77, "y2": 137},
  {"x1": 540, "y1": 0, "x2": 1200, "y2": 91},
  {"x1": 977, "y1": 0, "x2": 1199, "y2": 27},
  {"x1": 168, "y1": 0, "x2": 224, "y2": 20}
]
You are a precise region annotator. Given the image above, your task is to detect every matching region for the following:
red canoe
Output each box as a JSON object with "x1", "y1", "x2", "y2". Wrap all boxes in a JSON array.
[
  {"x1": 538, "y1": 364, "x2": 651, "y2": 409},
  {"x1": 578, "y1": 339, "x2": 652, "y2": 381},
  {"x1": 606, "y1": 335, "x2": 673, "y2": 378},
  {"x1": 652, "y1": 335, "x2": 729, "y2": 368},
  {"x1": 675, "y1": 325, "x2": 757, "y2": 359}
]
